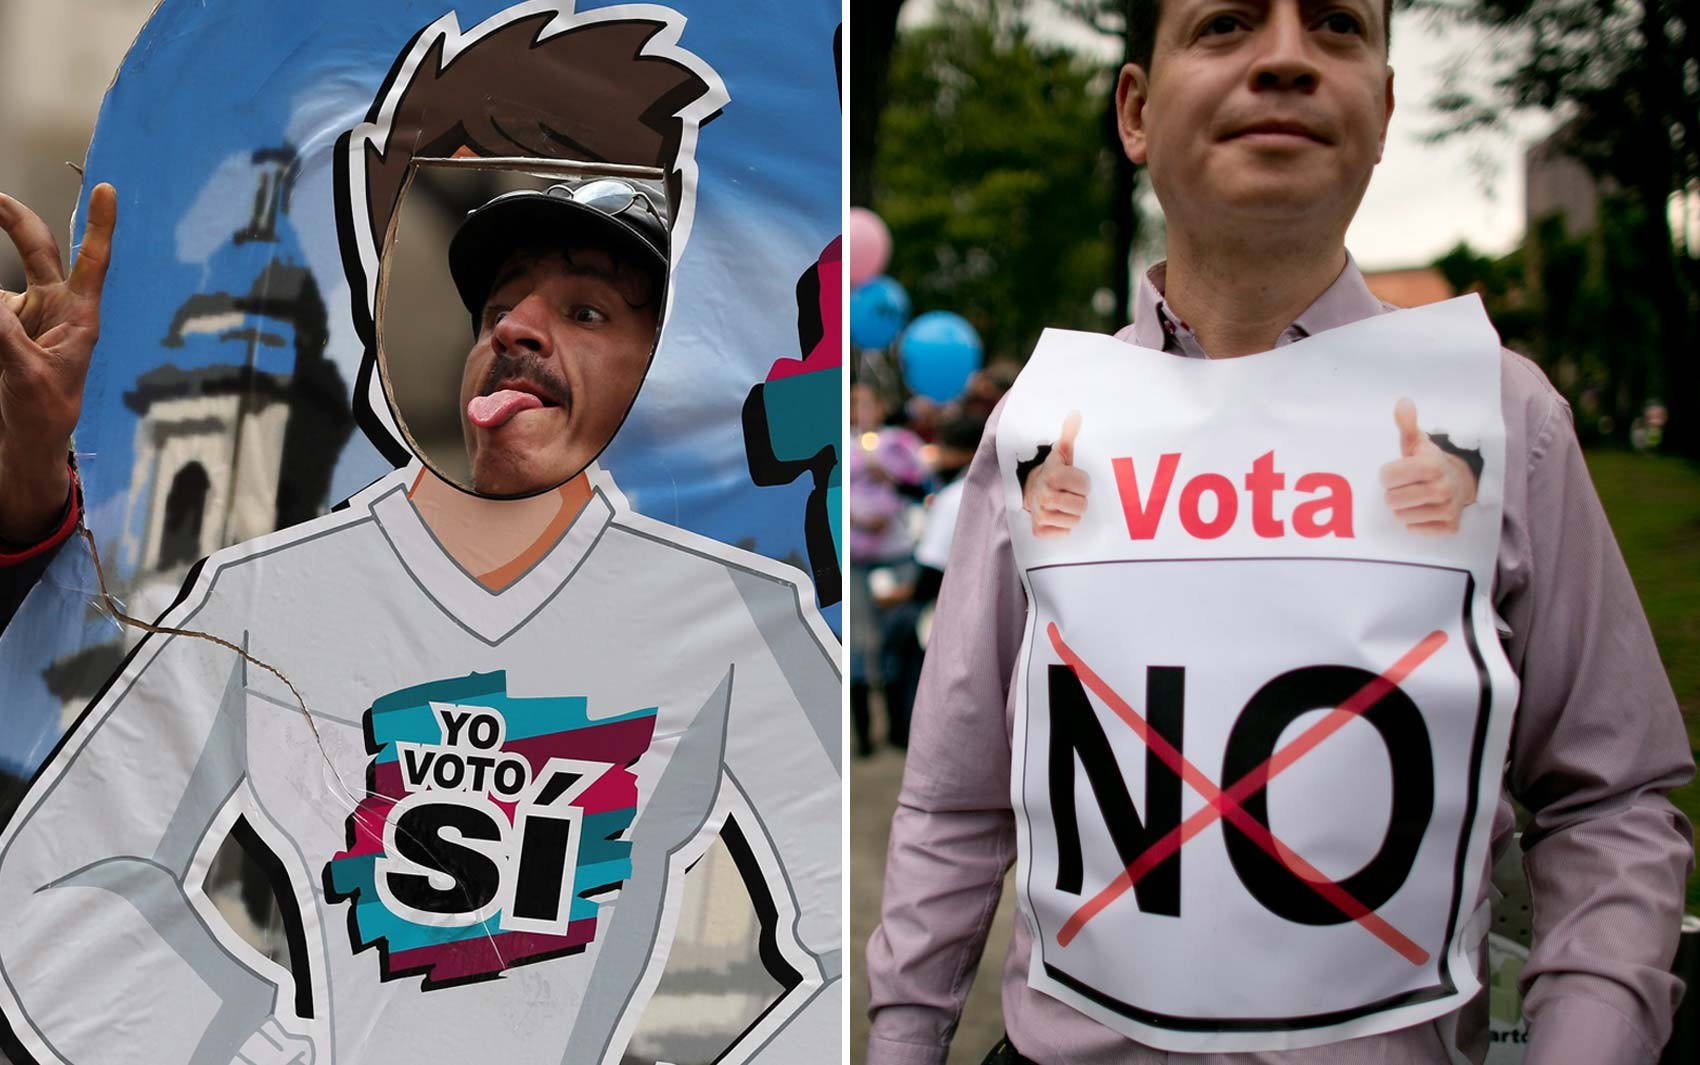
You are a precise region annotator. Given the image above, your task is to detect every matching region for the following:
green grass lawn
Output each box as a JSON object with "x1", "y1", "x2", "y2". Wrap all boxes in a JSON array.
[{"x1": 1584, "y1": 449, "x2": 1700, "y2": 911}]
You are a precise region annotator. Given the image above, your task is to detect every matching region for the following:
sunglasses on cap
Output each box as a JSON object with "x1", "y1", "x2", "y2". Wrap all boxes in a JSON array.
[{"x1": 547, "y1": 179, "x2": 665, "y2": 230}]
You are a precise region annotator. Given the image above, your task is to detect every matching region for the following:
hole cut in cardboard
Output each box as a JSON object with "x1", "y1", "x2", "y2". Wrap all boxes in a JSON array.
[{"x1": 376, "y1": 157, "x2": 671, "y2": 497}]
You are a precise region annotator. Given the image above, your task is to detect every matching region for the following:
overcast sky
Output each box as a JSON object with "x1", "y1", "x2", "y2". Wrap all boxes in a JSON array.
[{"x1": 894, "y1": 2, "x2": 1555, "y2": 272}]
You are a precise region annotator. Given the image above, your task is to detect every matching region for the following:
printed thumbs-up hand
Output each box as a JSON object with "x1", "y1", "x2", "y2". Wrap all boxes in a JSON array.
[
  {"x1": 1022, "y1": 411, "x2": 1090, "y2": 538},
  {"x1": 1379, "y1": 398, "x2": 1477, "y2": 536}
]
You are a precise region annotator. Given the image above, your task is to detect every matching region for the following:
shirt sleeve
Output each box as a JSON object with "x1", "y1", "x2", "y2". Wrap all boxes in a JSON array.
[
  {"x1": 0, "y1": 460, "x2": 81, "y2": 633},
  {"x1": 0, "y1": 538, "x2": 67, "y2": 634},
  {"x1": 913, "y1": 481, "x2": 965, "y2": 572},
  {"x1": 1496, "y1": 369, "x2": 1694, "y2": 1065},
  {"x1": 866, "y1": 400, "x2": 1027, "y2": 1065}
]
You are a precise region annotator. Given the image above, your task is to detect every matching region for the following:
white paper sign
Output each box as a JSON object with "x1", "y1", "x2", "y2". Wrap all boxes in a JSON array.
[{"x1": 996, "y1": 297, "x2": 1519, "y2": 1052}]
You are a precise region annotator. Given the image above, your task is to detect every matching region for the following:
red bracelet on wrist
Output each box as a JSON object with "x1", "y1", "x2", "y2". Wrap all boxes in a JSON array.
[{"x1": 0, "y1": 460, "x2": 82, "y2": 565}]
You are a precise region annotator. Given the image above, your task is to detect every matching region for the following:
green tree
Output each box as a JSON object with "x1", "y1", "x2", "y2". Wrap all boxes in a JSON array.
[
  {"x1": 1425, "y1": 0, "x2": 1699, "y2": 454},
  {"x1": 1049, "y1": 0, "x2": 1142, "y2": 325},
  {"x1": 1435, "y1": 201, "x2": 1674, "y2": 446},
  {"x1": 1432, "y1": 238, "x2": 1537, "y2": 353},
  {"x1": 873, "y1": 0, "x2": 1119, "y2": 364},
  {"x1": 850, "y1": 0, "x2": 907, "y2": 208}
]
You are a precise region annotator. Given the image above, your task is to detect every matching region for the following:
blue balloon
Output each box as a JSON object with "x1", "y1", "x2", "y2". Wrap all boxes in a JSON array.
[
  {"x1": 850, "y1": 275, "x2": 911, "y2": 350},
  {"x1": 901, "y1": 311, "x2": 983, "y2": 403}
]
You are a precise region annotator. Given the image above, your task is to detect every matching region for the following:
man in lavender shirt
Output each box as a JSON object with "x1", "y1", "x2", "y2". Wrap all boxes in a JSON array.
[{"x1": 864, "y1": 1, "x2": 1694, "y2": 1063}]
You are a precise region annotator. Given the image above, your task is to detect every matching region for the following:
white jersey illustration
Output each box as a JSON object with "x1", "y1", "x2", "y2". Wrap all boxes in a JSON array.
[{"x1": 0, "y1": 465, "x2": 840, "y2": 1065}]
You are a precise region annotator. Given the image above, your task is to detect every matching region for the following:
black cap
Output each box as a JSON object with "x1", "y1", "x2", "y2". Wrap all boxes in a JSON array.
[{"x1": 448, "y1": 179, "x2": 669, "y2": 332}]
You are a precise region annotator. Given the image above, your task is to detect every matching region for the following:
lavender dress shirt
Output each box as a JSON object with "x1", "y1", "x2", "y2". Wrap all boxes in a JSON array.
[{"x1": 865, "y1": 259, "x2": 1695, "y2": 1065}]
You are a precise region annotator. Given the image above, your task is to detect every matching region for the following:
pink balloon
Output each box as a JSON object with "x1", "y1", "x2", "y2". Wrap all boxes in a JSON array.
[{"x1": 848, "y1": 207, "x2": 891, "y2": 287}]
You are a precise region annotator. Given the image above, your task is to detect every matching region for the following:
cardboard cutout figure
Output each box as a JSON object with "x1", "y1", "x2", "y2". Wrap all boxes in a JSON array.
[{"x1": 0, "y1": 4, "x2": 840, "y2": 1064}]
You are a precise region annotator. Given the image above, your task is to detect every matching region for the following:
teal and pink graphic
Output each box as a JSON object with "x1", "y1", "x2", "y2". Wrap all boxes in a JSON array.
[
  {"x1": 743, "y1": 237, "x2": 843, "y2": 606},
  {"x1": 325, "y1": 672, "x2": 657, "y2": 988}
]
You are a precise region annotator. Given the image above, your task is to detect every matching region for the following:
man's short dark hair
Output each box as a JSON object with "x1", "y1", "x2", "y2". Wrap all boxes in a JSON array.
[{"x1": 1125, "y1": 0, "x2": 1394, "y2": 72}]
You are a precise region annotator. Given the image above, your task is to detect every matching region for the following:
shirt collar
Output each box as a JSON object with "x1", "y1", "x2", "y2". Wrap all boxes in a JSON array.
[
  {"x1": 1116, "y1": 252, "x2": 1384, "y2": 357},
  {"x1": 370, "y1": 478, "x2": 615, "y2": 646}
]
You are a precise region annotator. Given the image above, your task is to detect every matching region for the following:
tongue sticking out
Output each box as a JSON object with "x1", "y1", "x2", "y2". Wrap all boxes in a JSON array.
[{"x1": 467, "y1": 389, "x2": 546, "y2": 428}]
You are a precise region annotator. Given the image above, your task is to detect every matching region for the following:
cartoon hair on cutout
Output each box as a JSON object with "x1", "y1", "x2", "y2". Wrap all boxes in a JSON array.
[{"x1": 335, "y1": 2, "x2": 728, "y2": 465}]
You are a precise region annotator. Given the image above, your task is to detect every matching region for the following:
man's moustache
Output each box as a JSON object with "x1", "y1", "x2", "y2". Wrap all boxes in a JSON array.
[{"x1": 480, "y1": 352, "x2": 570, "y2": 414}]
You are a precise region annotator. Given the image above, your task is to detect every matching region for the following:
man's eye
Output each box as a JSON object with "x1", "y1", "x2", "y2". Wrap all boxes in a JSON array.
[
  {"x1": 1319, "y1": 11, "x2": 1364, "y2": 34},
  {"x1": 572, "y1": 306, "x2": 609, "y2": 324},
  {"x1": 482, "y1": 308, "x2": 510, "y2": 331},
  {"x1": 1201, "y1": 13, "x2": 1247, "y2": 36}
]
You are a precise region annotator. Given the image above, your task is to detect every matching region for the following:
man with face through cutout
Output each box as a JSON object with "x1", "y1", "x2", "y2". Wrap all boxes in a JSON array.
[
  {"x1": 866, "y1": 2, "x2": 1691, "y2": 1064},
  {"x1": 445, "y1": 179, "x2": 670, "y2": 499},
  {"x1": 0, "y1": 6, "x2": 839, "y2": 1065}
]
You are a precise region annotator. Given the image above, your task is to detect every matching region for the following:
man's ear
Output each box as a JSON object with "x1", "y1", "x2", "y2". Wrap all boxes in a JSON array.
[
  {"x1": 1377, "y1": 66, "x2": 1395, "y2": 163},
  {"x1": 1116, "y1": 62, "x2": 1151, "y2": 166}
]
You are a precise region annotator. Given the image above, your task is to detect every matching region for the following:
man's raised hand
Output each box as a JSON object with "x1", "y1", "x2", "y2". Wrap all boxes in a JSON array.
[
  {"x1": 1379, "y1": 398, "x2": 1476, "y2": 536},
  {"x1": 0, "y1": 183, "x2": 115, "y2": 543},
  {"x1": 1023, "y1": 410, "x2": 1089, "y2": 538}
]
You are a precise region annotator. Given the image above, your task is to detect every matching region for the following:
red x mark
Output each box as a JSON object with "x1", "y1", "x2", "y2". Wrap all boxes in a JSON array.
[{"x1": 1047, "y1": 623, "x2": 1447, "y2": 966}]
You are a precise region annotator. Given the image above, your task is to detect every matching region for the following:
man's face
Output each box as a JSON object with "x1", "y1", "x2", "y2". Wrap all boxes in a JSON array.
[
  {"x1": 851, "y1": 384, "x2": 885, "y2": 432},
  {"x1": 458, "y1": 246, "x2": 660, "y2": 496},
  {"x1": 1119, "y1": 0, "x2": 1394, "y2": 238}
]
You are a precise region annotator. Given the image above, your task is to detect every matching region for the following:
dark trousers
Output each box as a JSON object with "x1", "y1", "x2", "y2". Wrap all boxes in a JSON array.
[{"x1": 980, "y1": 1036, "x2": 1039, "y2": 1065}]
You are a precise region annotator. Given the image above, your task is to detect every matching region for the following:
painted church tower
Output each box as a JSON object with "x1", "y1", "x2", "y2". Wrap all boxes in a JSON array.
[{"x1": 117, "y1": 145, "x2": 352, "y2": 575}]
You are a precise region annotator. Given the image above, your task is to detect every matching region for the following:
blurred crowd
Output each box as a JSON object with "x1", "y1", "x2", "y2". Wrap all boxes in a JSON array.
[{"x1": 847, "y1": 362, "x2": 1016, "y2": 757}]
